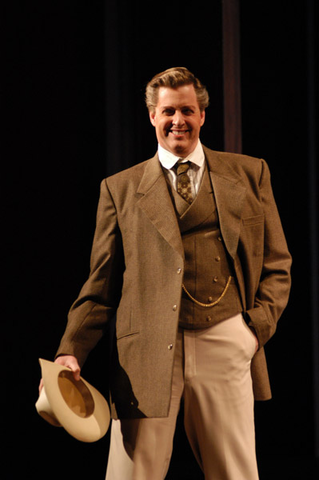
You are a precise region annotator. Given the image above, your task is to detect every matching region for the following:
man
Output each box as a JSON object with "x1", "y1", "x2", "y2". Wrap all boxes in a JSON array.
[{"x1": 45, "y1": 67, "x2": 292, "y2": 479}]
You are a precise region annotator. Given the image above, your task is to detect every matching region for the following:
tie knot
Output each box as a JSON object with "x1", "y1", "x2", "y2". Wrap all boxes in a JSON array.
[{"x1": 176, "y1": 161, "x2": 190, "y2": 176}]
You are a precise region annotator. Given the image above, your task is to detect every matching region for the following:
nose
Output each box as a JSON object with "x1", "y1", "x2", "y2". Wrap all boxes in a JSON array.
[{"x1": 172, "y1": 110, "x2": 185, "y2": 126}]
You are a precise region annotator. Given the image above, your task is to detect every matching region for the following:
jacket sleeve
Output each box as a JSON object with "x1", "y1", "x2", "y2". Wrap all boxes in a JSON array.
[
  {"x1": 245, "y1": 160, "x2": 292, "y2": 348},
  {"x1": 55, "y1": 179, "x2": 125, "y2": 366}
]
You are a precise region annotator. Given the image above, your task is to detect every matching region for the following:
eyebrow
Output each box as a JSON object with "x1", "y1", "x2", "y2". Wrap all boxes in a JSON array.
[{"x1": 161, "y1": 104, "x2": 197, "y2": 110}]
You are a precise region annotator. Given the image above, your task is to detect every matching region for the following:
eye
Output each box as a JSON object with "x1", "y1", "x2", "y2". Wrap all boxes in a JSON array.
[
  {"x1": 182, "y1": 108, "x2": 194, "y2": 115},
  {"x1": 162, "y1": 108, "x2": 175, "y2": 116}
]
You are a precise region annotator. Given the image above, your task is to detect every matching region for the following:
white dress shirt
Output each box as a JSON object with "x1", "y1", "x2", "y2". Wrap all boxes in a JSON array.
[{"x1": 158, "y1": 140, "x2": 205, "y2": 198}]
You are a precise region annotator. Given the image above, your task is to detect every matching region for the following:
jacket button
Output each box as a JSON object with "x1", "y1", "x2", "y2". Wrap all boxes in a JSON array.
[
  {"x1": 172, "y1": 305, "x2": 177, "y2": 311},
  {"x1": 213, "y1": 276, "x2": 218, "y2": 283},
  {"x1": 168, "y1": 344, "x2": 173, "y2": 350},
  {"x1": 206, "y1": 316, "x2": 212, "y2": 322},
  {"x1": 177, "y1": 268, "x2": 182, "y2": 274},
  {"x1": 208, "y1": 296, "x2": 213, "y2": 302},
  {"x1": 215, "y1": 256, "x2": 221, "y2": 262}
]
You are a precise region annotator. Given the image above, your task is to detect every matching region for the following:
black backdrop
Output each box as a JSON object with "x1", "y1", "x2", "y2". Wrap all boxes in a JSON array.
[{"x1": 3, "y1": 1, "x2": 318, "y2": 479}]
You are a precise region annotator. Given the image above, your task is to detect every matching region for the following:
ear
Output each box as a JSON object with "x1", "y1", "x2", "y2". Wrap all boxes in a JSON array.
[
  {"x1": 149, "y1": 110, "x2": 156, "y2": 127},
  {"x1": 200, "y1": 110, "x2": 206, "y2": 127}
]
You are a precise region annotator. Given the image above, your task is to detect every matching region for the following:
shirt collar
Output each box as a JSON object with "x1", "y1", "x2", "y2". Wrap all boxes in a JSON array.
[{"x1": 158, "y1": 140, "x2": 205, "y2": 170}]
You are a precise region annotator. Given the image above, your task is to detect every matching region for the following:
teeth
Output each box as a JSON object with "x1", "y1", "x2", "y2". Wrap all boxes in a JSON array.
[{"x1": 171, "y1": 130, "x2": 187, "y2": 135}]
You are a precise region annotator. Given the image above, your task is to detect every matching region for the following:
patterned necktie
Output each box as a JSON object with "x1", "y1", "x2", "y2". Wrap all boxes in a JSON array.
[{"x1": 176, "y1": 161, "x2": 193, "y2": 204}]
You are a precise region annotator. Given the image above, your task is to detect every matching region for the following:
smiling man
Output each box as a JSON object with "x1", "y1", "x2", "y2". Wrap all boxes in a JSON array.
[{"x1": 48, "y1": 67, "x2": 292, "y2": 479}]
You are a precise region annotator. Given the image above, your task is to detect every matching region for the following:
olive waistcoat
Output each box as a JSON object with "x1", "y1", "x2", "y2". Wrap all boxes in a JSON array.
[{"x1": 169, "y1": 164, "x2": 242, "y2": 329}]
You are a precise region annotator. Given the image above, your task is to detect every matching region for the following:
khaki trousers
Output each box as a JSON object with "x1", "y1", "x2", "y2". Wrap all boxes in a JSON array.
[{"x1": 105, "y1": 313, "x2": 259, "y2": 480}]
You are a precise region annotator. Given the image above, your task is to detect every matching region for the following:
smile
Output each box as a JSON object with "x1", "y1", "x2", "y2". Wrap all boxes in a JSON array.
[{"x1": 170, "y1": 130, "x2": 189, "y2": 136}]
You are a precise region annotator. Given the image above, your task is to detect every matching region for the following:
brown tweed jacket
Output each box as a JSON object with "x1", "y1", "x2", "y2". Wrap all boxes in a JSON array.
[{"x1": 56, "y1": 146, "x2": 292, "y2": 419}]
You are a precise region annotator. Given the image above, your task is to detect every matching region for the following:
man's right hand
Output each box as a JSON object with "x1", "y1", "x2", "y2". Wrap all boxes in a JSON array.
[{"x1": 38, "y1": 355, "x2": 81, "y2": 393}]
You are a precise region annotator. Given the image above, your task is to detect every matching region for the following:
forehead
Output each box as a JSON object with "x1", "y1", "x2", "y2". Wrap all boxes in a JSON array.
[{"x1": 156, "y1": 84, "x2": 199, "y2": 108}]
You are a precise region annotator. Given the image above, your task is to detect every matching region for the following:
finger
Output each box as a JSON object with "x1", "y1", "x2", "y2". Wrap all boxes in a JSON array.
[
  {"x1": 72, "y1": 367, "x2": 81, "y2": 382},
  {"x1": 68, "y1": 362, "x2": 81, "y2": 381},
  {"x1": 39, "y1": 378, "x2": 44, "y2": 394},
  {"x1": 65, "y1": 362, "x2": 81, "y2": 381}
]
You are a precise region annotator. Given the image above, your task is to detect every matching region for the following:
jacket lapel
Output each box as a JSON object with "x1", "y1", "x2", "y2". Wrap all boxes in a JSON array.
[
  {"x1": 136, "y1": 154, "x2": 184, "y2": 260},
  {"x1": 204, "y1": 147, "x2": 246, "y2": 260}
]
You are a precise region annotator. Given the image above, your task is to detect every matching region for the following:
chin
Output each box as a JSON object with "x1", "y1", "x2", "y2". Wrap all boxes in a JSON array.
[{"x1": 172, "y1": 144, "x2": 190, "y2": 157}]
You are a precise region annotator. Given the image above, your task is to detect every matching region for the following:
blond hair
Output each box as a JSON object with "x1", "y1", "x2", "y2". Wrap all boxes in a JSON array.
[{"x1": 145, "y1": 67, "x2": 209, "y2": 113}]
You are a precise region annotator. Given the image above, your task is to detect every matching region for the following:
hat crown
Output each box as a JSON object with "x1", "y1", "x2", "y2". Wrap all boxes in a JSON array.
[{"x1": 58, "y1": 370, "x2": 94, "y2": 418}]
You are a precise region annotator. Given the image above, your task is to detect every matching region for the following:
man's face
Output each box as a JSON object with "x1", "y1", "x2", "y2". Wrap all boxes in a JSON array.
[{"x1": 149, "y1": 84, "x2": 205, "y2": 158}]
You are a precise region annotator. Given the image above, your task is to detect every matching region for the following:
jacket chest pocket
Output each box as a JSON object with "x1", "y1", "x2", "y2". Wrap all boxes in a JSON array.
[{"x1": 242, "y1": 214, "x2": 264, "y2": 227}]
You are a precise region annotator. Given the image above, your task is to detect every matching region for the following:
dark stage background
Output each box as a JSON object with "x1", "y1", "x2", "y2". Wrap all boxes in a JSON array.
[{"x1": 3, "y1": 1, "x2": 318, "y2": 479}]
